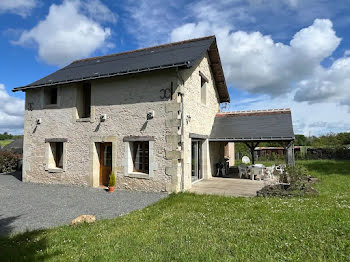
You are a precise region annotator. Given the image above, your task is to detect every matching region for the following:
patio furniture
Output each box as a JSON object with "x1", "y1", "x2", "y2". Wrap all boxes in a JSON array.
[
  {"x1": 238, "y1": 164, "x2": 248, "y2": 179},
  {"x1": 275, "y1": 164, "x2": 286, "y2": 175},
  {"x1": 216, "y1": 161, "x2": 229, "y2": 177},
  {"x1": 249, "y1": 164, "x2": 265, "y2": 180},
  {"x1": 263, "y1": 166, "x2": 275, "y2": 180}
]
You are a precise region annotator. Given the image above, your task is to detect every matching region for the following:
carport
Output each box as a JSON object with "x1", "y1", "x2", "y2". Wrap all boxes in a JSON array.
[{"x1": 209, "y1": 109, "x2": 295, "y2": 166}]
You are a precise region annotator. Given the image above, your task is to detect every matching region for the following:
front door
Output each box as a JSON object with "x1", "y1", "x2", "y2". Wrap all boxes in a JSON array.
[
  {"x1": 191, "y1": 140, "x2": 202, "y2": 182},
  {"x1": 100, "y1": 142, "x2": 112, "y2": 186}
]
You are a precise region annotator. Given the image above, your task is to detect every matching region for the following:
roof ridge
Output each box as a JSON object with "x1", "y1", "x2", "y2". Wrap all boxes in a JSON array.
[{"x1": 72, "y1": 35, "x2": 216, "y2": 64}]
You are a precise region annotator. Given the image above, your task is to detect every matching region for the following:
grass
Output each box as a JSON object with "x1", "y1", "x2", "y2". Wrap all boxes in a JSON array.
[
  {"x1": 0, "y1": 140, "x2": 12, "y2": 147},
  {"x1": 1, "y1": 160, "x2": 350, "y2": 261}
]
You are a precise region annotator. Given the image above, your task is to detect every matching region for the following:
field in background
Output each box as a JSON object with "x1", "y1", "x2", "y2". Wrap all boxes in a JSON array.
[
  {"x1": 0, "y1": 140, "x2": 13, "y2": 147},
  {"x1": 0, "y1": 160, "x2": 349, "y2": 261}
]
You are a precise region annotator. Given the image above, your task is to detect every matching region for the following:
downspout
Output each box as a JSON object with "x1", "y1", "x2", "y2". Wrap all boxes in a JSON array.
[{"x1": 176, "y1": 68, "x2": 185, "y2": 192}]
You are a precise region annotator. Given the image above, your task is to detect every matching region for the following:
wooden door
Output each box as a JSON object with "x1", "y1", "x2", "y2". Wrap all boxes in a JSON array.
[{"x1": 100, "y1": 142, "x2": 112, "y2": 186}]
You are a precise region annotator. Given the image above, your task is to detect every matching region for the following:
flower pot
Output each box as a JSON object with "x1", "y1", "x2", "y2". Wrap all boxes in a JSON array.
[{"x1": 108, "y1": 186, "x2": 115, "y2": 192}]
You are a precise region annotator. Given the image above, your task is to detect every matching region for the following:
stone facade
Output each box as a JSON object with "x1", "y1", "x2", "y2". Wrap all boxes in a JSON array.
[
  {"x1": 179, "y1": 54, "x2": 222, "y2": 190},
  {"x1": 22, "y1": 54, "x2": 225, "y2": 193}
]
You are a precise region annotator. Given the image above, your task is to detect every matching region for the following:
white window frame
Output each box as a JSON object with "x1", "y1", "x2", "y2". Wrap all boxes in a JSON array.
[
  {"x1": 123, "y1": 137, "x2": 156, "y2": 179},
  {"x1": 45, "y1": 139, "x2": 67, "y2": 173}
]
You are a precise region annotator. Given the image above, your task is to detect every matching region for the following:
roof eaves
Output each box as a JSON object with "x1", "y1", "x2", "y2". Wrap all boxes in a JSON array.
[
  {"x1": 208, "y1": 136, "x2": 295, "y2": 142},
  {"x1": 12, "y1": 61, "x2": 191, "y2": 92}
]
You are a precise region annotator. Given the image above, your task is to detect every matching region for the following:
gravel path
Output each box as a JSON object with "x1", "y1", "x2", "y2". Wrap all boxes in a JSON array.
[{"x1": 0, "y1": 173, "x2": 167, "y2": 236}]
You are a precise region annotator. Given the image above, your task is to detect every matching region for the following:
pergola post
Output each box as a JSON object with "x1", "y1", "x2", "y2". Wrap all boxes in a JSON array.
[
  {"x1": 286, "y1": 141, "x2": 295, "y2": 166},
  {"x1": 244, "y1": 142, "x2": 260, "y2": 165}
]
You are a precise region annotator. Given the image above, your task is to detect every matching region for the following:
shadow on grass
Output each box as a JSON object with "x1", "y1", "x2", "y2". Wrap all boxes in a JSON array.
[
  {"x1": 301, "y1": 160, "x2": 350, "y2": 176},
  {"x1": 0, "y1": 215, "x2": 60, "y2": 261},
  {"x1": 0, "y1": 215, "x2": 18, "y2": 236}
]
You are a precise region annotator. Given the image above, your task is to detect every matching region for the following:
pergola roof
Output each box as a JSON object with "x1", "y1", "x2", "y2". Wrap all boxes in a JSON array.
[{"x1": 209, "y1": 109, "x2": 295, "y2": 142}]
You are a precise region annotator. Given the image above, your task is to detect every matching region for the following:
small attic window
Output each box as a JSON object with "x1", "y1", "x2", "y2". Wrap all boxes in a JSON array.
[
  {"x1": 200, "y1": 72, "x2": 208, "y2": 105},
  {"x1": 44, "y1": 87, "x2": 58, "y2": 105}
]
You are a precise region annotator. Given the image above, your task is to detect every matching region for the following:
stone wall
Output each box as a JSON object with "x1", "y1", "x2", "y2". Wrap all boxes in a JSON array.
[
  {"x1": 23, "y1": 69, "x2": 181, "y2": 192},
  {"x1": 179, "y1": 54, "x2": 221, "y2": 190}
]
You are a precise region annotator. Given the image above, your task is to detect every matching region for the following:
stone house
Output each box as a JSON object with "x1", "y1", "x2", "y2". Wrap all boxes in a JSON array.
[
  {"x1": 13, "y1": 36, "x2": 233, "y2": 192},
  {"x1": 13, "y1": 35, "x2": 295, "y2": 192}
]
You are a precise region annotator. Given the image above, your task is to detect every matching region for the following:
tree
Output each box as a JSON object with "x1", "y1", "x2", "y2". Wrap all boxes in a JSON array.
[{"x1": 295, "y1": 135, "x2": 308, "y2": 146}]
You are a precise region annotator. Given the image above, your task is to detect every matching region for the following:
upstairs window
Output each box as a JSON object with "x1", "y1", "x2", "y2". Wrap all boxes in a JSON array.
[
  {"x1": 77, "y1": 83, "x2": 91, "y2": 119},
  {"x1": 44, "y1": 87, "x2": 58, "y2": 105},
  {"x1": 200, "y1": 73, "x2": 208, "y2": 104},
  {"x1": 132, "y1": 141, "x2": 149, "y2": 174}
]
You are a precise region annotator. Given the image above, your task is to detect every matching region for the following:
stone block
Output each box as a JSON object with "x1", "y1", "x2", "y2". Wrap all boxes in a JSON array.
[
  {"x1": 166, "y1": 150, "x2": 182, "y2": 160},
  {"x1": 165, "y1": 102, "x2": 181, "y2": 113}
]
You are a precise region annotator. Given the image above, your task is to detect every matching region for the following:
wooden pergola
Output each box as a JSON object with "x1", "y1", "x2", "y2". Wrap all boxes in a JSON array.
[{"x1": 209, "y1": 109, "x2": 295, "y2": 165}]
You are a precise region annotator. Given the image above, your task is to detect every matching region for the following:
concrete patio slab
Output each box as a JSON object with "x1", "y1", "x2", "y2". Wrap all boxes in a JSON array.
[{"x1": 189, "y1": 177, "x2": 266, "y2": 197}]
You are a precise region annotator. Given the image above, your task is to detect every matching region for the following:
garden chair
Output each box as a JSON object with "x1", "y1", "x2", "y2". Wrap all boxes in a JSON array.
[
  {"x1": 263, "y1": 166, "x2": 275, "y2": 180},
  {"x1": 238, "y1": 164, "x2": 248, "y2": 179}
]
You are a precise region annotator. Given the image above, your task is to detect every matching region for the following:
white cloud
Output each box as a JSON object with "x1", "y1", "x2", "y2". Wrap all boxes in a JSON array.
[
  {"x1": 171, "y1": 19, "x2": 341, "y2": 96},
  {"x1": 231, "y1": 92, "x2": 350, "y2": 136},
  {"x1": 0, "y1": 84, "x2": 24, "y2": 132},
  {"x1": 294, "y1": 56, "x2": 350, "y2": 106},
  {"x1": 0, "y1": 0, "x2": 36, "y2": 17},
  {"x1": 81, "y1": 0, "x2": 117, "y2": 23},
  {"x1": 13, "y1": 0, "x2": 114, "y2": 66},
  {"x1": 124, "y1": 0, "x2": 185, "y2": 46},
  {"x1": 344, "y1": 50, "x2": 350, "y2": 57}
]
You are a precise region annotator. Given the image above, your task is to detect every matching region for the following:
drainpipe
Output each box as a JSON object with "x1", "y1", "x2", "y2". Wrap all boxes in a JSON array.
[{"x1": 176, "y1": 68, "x2": 185, "y2": 192}]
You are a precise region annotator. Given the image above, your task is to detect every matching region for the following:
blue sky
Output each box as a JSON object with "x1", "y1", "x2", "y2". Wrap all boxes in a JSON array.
[{"x1": 1, "y1": 0, "x2": 350, "y2": 135}]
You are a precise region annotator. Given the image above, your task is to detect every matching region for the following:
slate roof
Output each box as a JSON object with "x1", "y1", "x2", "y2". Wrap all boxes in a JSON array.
[
  {"x1": 13, "y1": 36, "x2": 230, "y2": 102},
  {"x1": 210, "y1": 109, "x2": 295, "y2": 141}
]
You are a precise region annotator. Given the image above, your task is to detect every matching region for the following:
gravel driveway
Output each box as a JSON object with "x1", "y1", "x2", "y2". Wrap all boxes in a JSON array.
[{"x1": 0, "y1": 172, "x2": 167, "y2": 236}]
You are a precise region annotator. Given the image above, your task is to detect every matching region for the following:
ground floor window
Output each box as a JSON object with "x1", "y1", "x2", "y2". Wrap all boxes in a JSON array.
[
  {"x1": 48, "y1": 142, "x2": 64, "y2": 169},
  {"x1": 123, "y1": 137, "x2": 154, "y2": 178},
  {"x1": 132, "y1": 141, "x2": 149, "y2": 174}
]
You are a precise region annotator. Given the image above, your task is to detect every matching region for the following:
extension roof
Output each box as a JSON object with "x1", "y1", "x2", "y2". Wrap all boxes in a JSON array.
[
  {"x1": 210, "y1": 109, "x2": 295, "y2": 141},
  {"x1": 13, "y1": 36, "x2": 230, "y2": 102}
]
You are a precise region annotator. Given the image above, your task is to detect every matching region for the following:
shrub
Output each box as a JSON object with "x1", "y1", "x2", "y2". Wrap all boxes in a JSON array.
[
  {"x1": 0, "y1": 151, "x2": 20, "y2": 173},
  {"x1": 258, "y1": 165, "x2": 318, "y2": 197},
  {"x1": 109, "y1": 171, "x2": 116, "y2": 187},
  {"x1": 284, "y1": 165, "x2": 309, "y2": 185}
]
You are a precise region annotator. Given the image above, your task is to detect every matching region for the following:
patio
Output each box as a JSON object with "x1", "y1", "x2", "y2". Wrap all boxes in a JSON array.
[{"x1": 189, "y1": 177, "x2": 265, "y2": 197}]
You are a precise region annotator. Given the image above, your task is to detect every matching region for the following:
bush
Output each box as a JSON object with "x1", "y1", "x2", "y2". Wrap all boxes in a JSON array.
[
  {"x1": 109, "y1": 171, "x2": 116, "y2": 187},
  {"x1": 0, "y1": 151, "x2": 20, "y2": 173},
  {"x1": 258, "y1": 165, "x2": 318, "y2": 197}
]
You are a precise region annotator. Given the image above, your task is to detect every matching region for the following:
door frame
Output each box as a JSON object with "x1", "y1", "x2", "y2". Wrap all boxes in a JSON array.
[
  {"x1": 99, "y1": 142, "x2": 112, "y2": 186},
  {"x1": 191, "y1": 139, "x2": 203, "y2": 183},
  {"x1": 90, "y1": 136, "x2": 117, "y2": 187}
]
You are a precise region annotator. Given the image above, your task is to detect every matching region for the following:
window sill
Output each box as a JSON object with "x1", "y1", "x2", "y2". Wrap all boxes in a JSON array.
[
  {"x1": 126, "y1": 172, "x2": 150, "y2": 179},
  {"x1": 44, "y1": 104, "x2": 58, "y2": 109},
  {"x1": 76, "y1": 118, "x2": 91, "y2": 122},
  {"x1": 47, "y1": 168, "x2": 64, "y2": 173}
]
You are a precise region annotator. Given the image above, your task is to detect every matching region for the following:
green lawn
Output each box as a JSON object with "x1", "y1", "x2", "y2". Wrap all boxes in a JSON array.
[
  {"x1": 1, "y1": 160, "x2": 350, "y2": 261},
  {"x1": 0, "y1": 140, "x2": 12, "y2": 147}
]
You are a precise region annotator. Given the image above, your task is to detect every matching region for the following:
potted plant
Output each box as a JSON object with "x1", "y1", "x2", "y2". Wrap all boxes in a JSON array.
[{"x1": 108, "y1": 171, "x2": 116, "y2": 192}]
